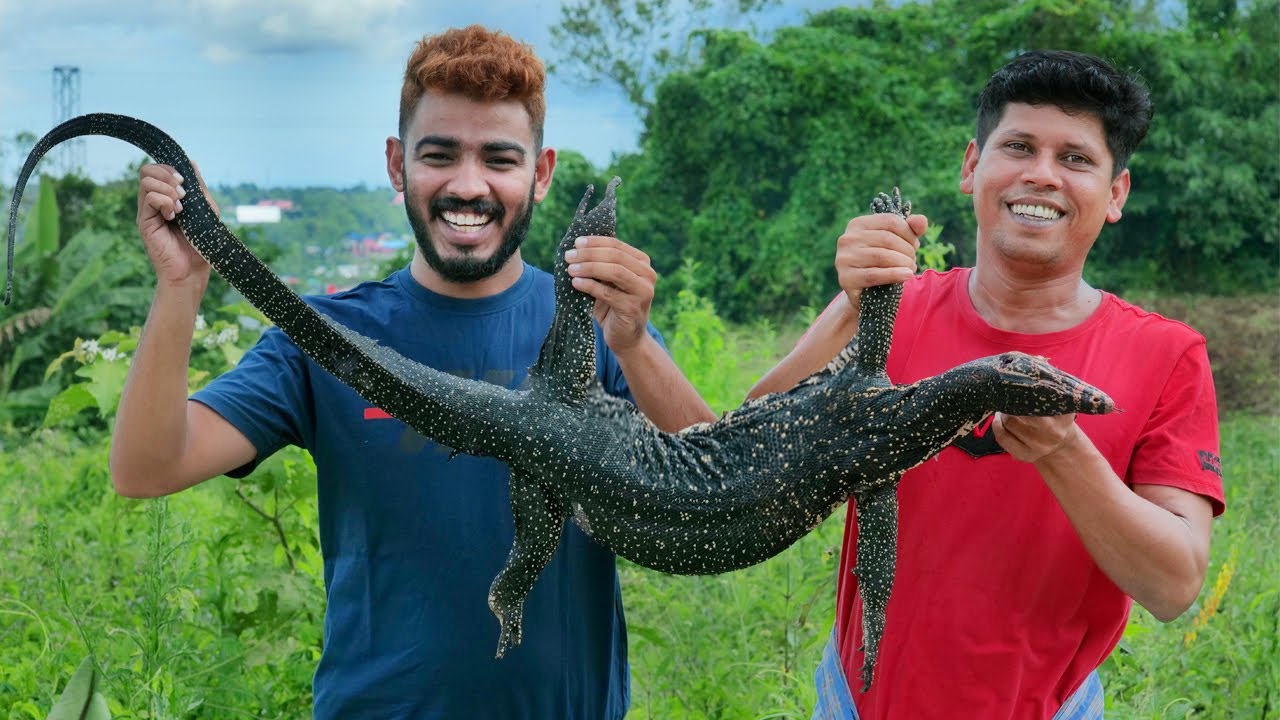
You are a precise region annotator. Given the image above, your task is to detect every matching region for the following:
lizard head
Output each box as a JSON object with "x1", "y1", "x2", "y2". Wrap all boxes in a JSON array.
[{"x1": 981, "y1": 352, "x2": 1115, "y2": 416}]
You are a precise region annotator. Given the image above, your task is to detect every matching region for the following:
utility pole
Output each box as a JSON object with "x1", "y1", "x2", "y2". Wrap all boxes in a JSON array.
[{"x1": 52, "y1": 66, "x2": 84, "y2": 176}]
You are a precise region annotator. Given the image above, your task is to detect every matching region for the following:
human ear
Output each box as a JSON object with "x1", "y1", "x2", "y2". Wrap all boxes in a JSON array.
[
  {"x1": 386, "y1": 136, "x2": 406, "y2": 193},
  {"x1": 532, "y1": 147, "x2": 556, "y2": 203},
  {"x1": 959, "y1": 139, "x2": 980, "y2": 195},
  {"x1": 1106, "y1": 168, "x2": 1131, "y2": 223}
]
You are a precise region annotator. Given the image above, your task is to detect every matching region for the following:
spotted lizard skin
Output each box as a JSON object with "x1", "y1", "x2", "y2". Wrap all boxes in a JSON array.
[{"x1": 5, "y1": 115, "x2": 1116, "y2": 690}]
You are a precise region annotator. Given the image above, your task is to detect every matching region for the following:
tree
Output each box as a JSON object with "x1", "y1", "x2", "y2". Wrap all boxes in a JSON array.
[
  {"x1": 0, "y1": 174, "x2": 156, "y2": 428},
  {"x1": 1085, "y1": 0, "x2": 1279, "y2": 292},
  {"x1": 615, "y1": 5, "x2": 976, "y2": 320},
  {"x1": 550, "y1": 0, "x2": 779, "y2": 113},
  {"x1": 608, "y1": 0, "x2": 1278, "y2": 320},
  {"x1": 523, "y1": 149, "x2": 610, "y2": 271}
]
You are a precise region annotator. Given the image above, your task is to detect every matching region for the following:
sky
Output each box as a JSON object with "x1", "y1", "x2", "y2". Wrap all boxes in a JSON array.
[{"x1": 0, "y1": 0, "x2": 844, "y2": 189}]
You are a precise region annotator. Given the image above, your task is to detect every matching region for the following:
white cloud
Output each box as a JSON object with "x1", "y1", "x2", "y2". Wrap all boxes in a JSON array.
[
  {"x1": 201, "y1": 42, "x2": 243, "y2": 65},
  {"x1": 0, "y1": 0, "x2": 415, "y2": 63},
  {"x1": 0, "y1": 0, "x2": 589, "y2": 74},
  {"x1": 188, "y1": 0, "x2": 409, "y2": 59}
]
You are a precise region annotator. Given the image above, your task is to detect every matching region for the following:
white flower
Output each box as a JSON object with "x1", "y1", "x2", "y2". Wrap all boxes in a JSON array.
[
  {"x1": 81, "y1": 339, "x2": 100, "y2": 358},
  {"x1": 195, "y1": 314, "x2": 208, "y2": 331},
  {"x1": 100, "y1": 347, "x2": 121, "y2": 363}
]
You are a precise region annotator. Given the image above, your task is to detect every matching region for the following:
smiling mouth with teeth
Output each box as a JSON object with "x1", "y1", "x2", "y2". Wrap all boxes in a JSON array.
[
  {"x1": 442, "y1": 211, "x2": 493, "y2": 233},
  {"x1": 1010, "y1": 203, "x2": 1062, "y2": 221}
]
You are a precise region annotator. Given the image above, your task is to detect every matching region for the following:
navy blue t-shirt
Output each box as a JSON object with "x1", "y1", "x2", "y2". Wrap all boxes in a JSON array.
[{"x1": 193, "y1": 264, "x2": 651, "y2": 719}]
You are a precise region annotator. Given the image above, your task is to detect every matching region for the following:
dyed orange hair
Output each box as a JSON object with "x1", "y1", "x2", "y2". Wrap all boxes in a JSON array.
[{"x1": 399, "y1": 25, "x2": 547, "y2": 146}]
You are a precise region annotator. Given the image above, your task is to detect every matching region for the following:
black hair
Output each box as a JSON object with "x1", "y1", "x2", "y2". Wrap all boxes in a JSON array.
[{"x1": 975, "y1": 50, "x2": 1153, "y2": 175}]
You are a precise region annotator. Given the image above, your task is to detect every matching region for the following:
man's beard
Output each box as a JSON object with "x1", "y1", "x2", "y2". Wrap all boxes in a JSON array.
[{"x1": 405, "y1": 182, "x2": 536, "y2": 284}]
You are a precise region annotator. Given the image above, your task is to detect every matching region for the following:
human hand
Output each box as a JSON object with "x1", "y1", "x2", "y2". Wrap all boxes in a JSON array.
[
  {"x1": 136, "y1": 162, "x2": 218, "y2": 285},
  {"x1": 565, "y1": 235, "x2": 656, "y2": 352},
  {"x1": 992, "y1": 412, "x2": 1080, "y2": 464},
  {"x1": 835, "y1": 211, "x2": 928, "y2": 303}
]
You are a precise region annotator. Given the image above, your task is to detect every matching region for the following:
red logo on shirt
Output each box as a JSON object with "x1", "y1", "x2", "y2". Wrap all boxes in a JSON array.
[
  {"x1": 952, "y1": 415, "x2": 1005, "y2": 458},
  {"x1": 972, "y1": 415, "x2": 995, "y2": 438}
]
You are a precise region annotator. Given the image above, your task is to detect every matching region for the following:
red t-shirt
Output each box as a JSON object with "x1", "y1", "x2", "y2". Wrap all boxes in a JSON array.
[{"x1": 830, "y1": 268, "x2": 1224, "y2": 719}]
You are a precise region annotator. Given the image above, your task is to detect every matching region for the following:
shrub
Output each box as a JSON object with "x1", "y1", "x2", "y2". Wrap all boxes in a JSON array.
[{"x1": 1122, "y1": 293, "x2": 1280, "y2": 415}]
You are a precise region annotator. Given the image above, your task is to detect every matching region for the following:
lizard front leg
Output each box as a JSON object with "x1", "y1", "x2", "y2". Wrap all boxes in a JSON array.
[{"x1": 488, "y1": 472, "x2": 567, "y2": 657}]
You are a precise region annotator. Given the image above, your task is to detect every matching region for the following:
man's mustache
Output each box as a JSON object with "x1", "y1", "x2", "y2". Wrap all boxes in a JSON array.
[{"x1": 431, "y1": 197, "x2": 504, "y2": 220}]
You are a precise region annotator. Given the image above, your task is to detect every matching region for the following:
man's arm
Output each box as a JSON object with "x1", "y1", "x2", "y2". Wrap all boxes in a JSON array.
[
  {"x1": 994, "y1": 413, "x2": 1213, "y2": 621},
  {"x1": 747, "y1": 211, "x2": 926, "y2": 400},
  {"x1": 109, "y1": 163, "x2": 257, "y2": 497},
  {"x1": 747, "y1": 294, "x2": 858, "y2": 399},
  {"x1": 565, "y1": 235, "x2": 715, "y2": 430},
  {"x1": 613, "y1": 332, "x2": 713, "y2": 430}
]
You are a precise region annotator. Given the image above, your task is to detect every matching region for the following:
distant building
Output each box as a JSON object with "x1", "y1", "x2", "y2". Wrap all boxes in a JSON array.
[
  {"x1": 346, "y1": 232, "x2": 408, "y2": 257},
  {"x1": 257, "y1": 199, "x2": 295, "y2": 211},
  {"x1": 233, "y1": 205, "x2": 282, "y2": 224}
]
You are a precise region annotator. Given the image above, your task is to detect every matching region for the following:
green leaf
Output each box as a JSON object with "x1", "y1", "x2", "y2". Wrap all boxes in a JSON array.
[
  {"x1": 220, "y1": 342, "x2": 247, "y2": 368},
  {"x1": 187, "y1": 367, "x2": 211, "y2": 392},
  {"x1": 45, "y1": 655, "x2": 111, "y2": 720},
  {"x1": 44, "y1": 344, "x2": 83, "y2": 381},
  {"x1": 627, "y1": 624, "x2": 668, "y2": 648},
  {"x1": 42, "y1": 384, "x2": 98, "y2": 428},
  {"x1": 220, "y1": 300, "x2": 272, "y2": 327},
  {"x1": 97, "y1": 330, "x2": 134, "y2": 346},
  {"x1": 50, "y1": 253, "x2": 108, "y2": 315},
  {"x1": 75, "y1": 360, "x2": 130, "y2": 417},
  {"x1": 19, "y1": 175, "x2": 60, "y2": 263}
]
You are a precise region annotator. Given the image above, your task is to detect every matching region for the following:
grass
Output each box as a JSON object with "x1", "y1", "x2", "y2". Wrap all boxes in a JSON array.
[
  {"x1": 0, "y1": 319, "x2": 1274, "y2": 719},
  {"x1": 1100, "y1": 414, "x2": 1279, "y2": 720},
  {"x1": 620, "y1": 414, "x2": 1279, "y2": 719}
]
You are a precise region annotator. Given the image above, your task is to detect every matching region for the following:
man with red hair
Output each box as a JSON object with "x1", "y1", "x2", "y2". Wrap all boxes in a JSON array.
[{"x1": 112, "y1": 25, "x2": 714, "y2": 718}]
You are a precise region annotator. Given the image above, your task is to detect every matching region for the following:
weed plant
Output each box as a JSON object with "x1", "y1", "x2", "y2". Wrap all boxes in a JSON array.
[{"x1": 0, "y1": 313, "x2": 1274, "y2": 719}]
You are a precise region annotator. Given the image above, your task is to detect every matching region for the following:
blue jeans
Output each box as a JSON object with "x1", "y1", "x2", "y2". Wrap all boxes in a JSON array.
[{"x1": 810, "y1": 629, "x2": 1104, "y2": 719}]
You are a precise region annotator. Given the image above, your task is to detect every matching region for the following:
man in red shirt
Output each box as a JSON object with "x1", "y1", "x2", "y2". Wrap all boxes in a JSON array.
[{"x1": 750, "y1": 50, "x2": 1223, "y2": 719}]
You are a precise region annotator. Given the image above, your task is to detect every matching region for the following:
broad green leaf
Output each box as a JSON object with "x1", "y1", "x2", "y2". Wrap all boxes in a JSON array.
[
  {"x1": 42, "y1": 384, "x2": 98, "y2": 428},
  {"x1": 16, "y1": 175, "x2": 60, "y2": 266},
  {"x1": 51, "y1": 252, "x2": 108, "y2": 315},
  {"x1": 44, "y1": 347, "x2": 81, "y2": 381},
  {"x1": 97, "y1": 330, "x2": 134, "y2": 346},
  {"x1": 75, "y1": 360, "x2": 130, "y2": 417},
  {"x1": 45, "y1": 655, "x2": 111, "y2": 720}
]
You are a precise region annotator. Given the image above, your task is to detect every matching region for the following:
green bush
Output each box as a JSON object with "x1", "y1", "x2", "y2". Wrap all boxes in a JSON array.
[{"x1": 1121, "y1": 293, "x2": 1280, "y2": 416}]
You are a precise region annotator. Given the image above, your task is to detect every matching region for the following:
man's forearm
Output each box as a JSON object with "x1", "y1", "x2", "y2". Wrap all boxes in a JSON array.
[
  {"x1": 109, "y1": 278, "x2": 206, "y2": 496},
  {"x1": 1036, "y1": 427, "x2": 1212, "y2": 621},
  {"x1": 747, "y1": 293, "x2": 859, "y2": 400}
]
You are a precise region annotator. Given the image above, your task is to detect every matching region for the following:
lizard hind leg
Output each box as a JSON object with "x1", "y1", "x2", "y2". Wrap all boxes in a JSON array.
[
  {"x1": 488, "y1": 473, "x2": 568, "y2": 657},
  {"x1": 852, "y1": 484, "x2": 899, "y2": 692}
]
